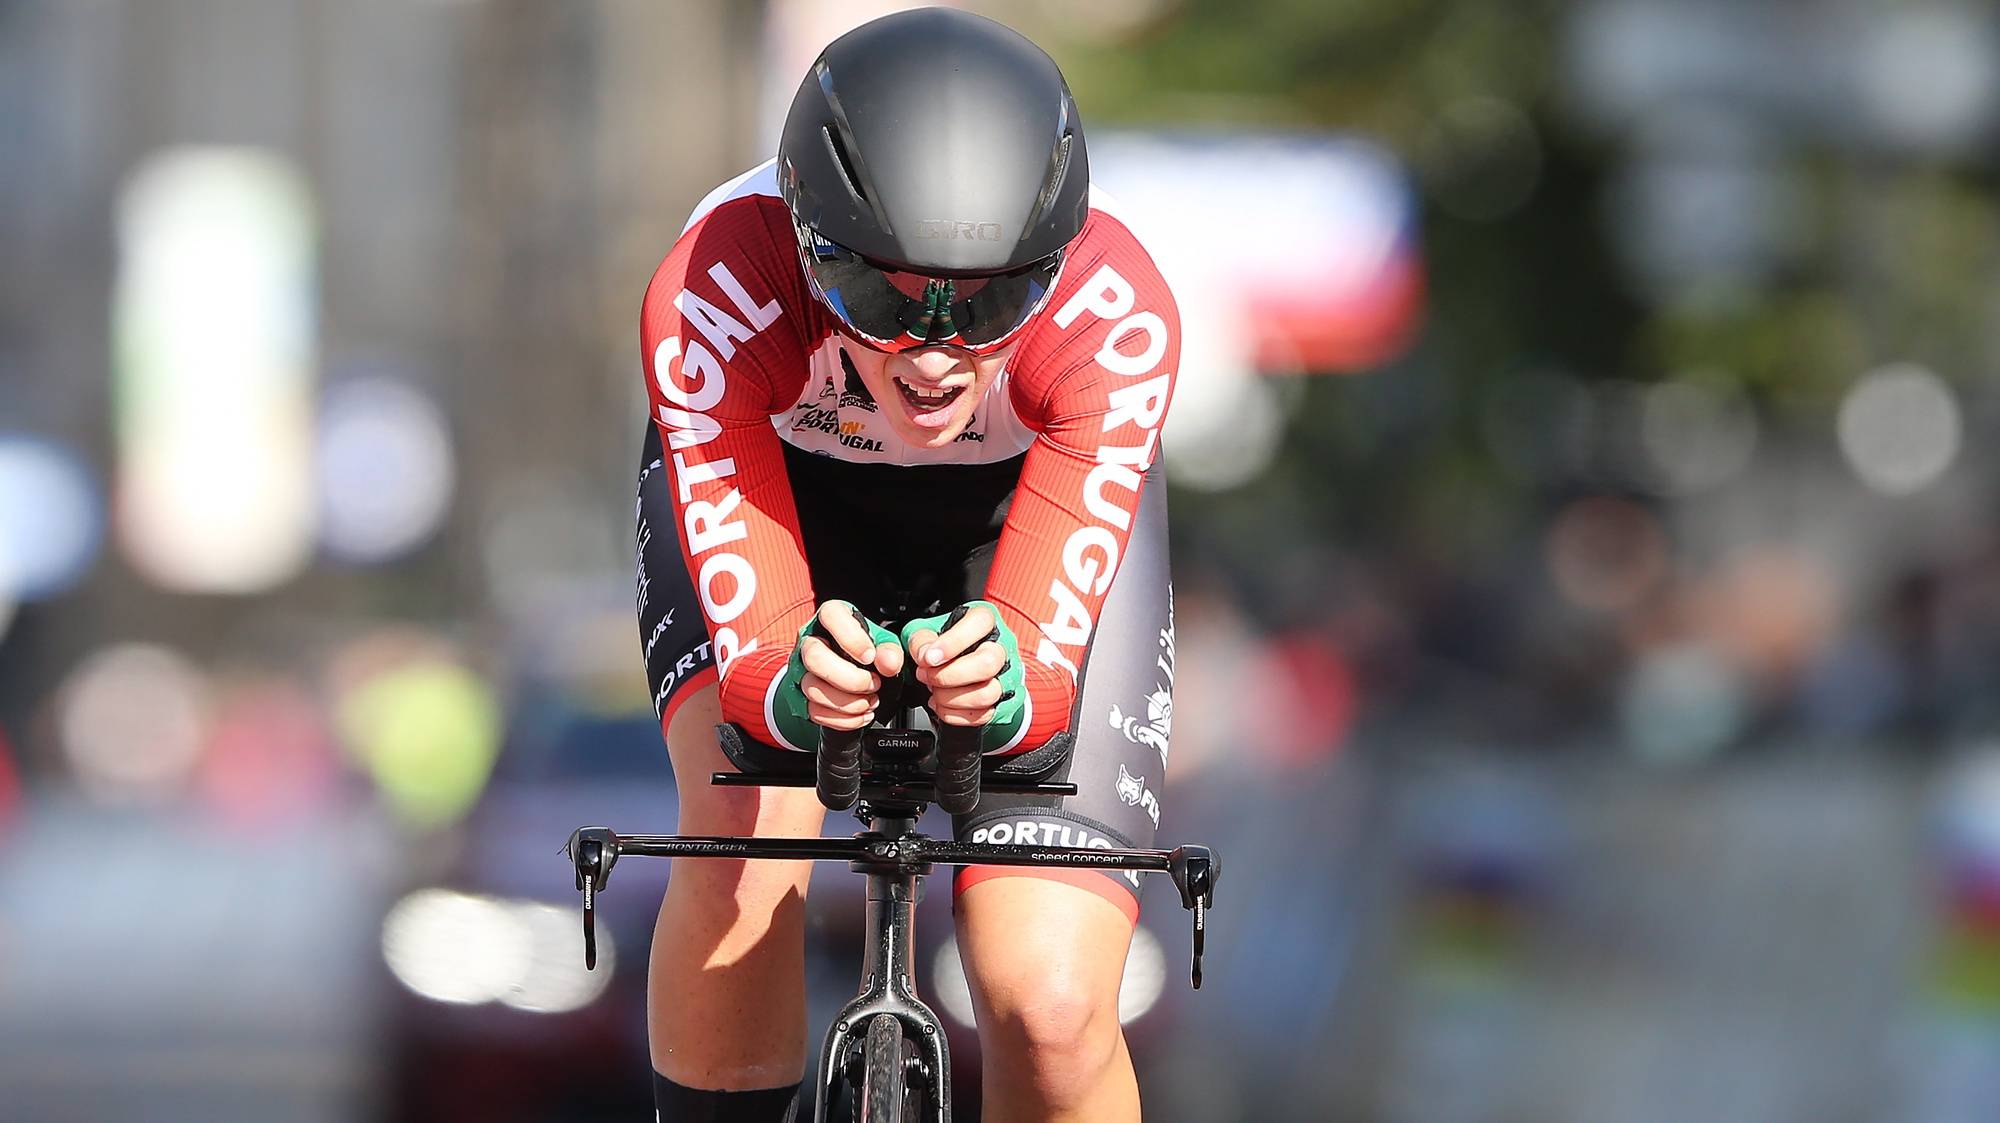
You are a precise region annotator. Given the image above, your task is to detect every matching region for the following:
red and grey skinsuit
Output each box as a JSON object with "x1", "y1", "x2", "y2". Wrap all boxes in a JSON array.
[{"x1": 635, "y1": 160, "x2": 1179, "y2": 920}]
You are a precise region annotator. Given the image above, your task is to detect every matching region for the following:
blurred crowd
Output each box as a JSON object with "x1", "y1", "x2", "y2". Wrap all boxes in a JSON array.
[{"x1": 6, "y1": 0, "x2": 2000, "y2": 1120}]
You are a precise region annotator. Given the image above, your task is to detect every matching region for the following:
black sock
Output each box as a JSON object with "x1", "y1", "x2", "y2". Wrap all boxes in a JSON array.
[{"x1": 652, "y1": 1071, "x2": 803, "y2": 1123}]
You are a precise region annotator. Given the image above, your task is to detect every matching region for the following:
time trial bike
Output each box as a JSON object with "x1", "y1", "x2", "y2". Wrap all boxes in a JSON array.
[{"x1": 566, "y1": 710, "x2": 1218, "y2": 1122}]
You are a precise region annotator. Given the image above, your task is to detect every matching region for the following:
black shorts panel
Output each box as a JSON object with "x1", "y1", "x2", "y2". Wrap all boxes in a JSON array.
[
  {"x1": 636, "y1": 432, "x2": 720, "y2": 729},
  {"x1": 635, "y1": 422, "x2": 1175, "y2": 906},
  {"x1": 952, "y1": 453, "x2": 1173, "y2": 904}
]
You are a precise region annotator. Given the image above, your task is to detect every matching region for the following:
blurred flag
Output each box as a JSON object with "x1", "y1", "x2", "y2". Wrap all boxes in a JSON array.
[{"x1": 1091, "y1": 131, "x2": 1423, "y2": 376}]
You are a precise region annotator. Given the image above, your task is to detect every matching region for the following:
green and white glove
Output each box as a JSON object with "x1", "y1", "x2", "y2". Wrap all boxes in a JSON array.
[
  {"x1": 899, "y1": 599, "x2": 1026, "y2": 754},
  {"x1": 772, "y1": 602, "x2": 902, "y2": 752}
]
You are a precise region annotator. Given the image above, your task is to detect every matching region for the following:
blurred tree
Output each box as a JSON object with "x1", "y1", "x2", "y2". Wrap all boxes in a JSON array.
[{"x1": 1035, "y1": 0, "x2": 1638, "y2": 573}]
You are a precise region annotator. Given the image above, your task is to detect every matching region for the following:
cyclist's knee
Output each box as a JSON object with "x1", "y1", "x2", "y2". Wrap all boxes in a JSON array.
[
  {"x1": 976, "y1": 975, "x2": 1123, "y2": 1105},
  {"x1": 957, "y1": 878, "x2": 1131, "y2": 1106}
]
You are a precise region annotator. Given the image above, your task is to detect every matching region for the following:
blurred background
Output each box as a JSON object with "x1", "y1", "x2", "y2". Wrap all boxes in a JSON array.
[{"x1": 5, "y1": 0, "x2": 2000, "y2": 1119}]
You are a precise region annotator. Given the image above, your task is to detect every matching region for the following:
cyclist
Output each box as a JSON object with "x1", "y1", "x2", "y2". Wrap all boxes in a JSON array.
[{"x1": 635, "y1": 9, "x2": 1179, "y2": 1120}]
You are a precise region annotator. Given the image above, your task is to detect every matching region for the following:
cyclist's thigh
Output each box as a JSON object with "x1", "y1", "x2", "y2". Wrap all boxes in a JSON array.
[
  {"x1": 638, "y1": 423, "x2": 825, "y2": 837},
  {"x1": 951, "y1": 460, "x2": 1173, "y2": 922}
]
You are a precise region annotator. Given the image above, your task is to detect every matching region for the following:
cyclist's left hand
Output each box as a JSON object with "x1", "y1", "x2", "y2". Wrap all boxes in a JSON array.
[{"x1": 904, "y1": 605, "x2": 1009, "y2": 727}]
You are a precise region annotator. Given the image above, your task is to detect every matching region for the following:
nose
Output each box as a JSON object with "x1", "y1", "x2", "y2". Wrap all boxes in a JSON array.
[{"x1": 905, "y1": 348, "x2": 965, "y2": 380}]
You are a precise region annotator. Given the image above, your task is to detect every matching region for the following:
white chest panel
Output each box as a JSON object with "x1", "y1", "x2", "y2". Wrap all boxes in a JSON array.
[{"x1": 770, "y1": 337, "x2": 1037, "y2": 466}]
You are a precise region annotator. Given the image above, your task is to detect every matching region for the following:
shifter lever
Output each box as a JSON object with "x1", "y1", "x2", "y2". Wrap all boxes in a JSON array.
[
  {"x1": 1167, "y1": 845, "x2": 1219, "y2": 988},
  {"x1": 565, "y1": 827, "x2": 621, "y2": 970}
]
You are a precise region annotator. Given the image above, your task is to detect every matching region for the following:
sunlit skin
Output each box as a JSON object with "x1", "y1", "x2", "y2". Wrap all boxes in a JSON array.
[
  {"x1": 840, "y1": 338, "x2": 1018, "y2": 448},
  {"x1": 650, "y1": 335, "x2": 1137, "y2": 1119},
  {"x1": 650, "y1": 680, "x2": 1140, "y2": 1123},
  {"x1": 662, "y1": 596, "x2": 1143, "y2": 1122}
]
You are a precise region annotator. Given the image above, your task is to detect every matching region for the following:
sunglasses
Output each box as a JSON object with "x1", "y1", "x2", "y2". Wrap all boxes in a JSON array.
[{"x1": 794, "y1": 222, "x2": 1065, "y2": 355}]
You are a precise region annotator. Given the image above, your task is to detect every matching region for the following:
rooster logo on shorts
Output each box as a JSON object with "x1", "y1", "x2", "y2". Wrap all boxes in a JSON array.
[
  {"x1": 1109, "y1": 688, "x2": 1172, "y2": 760},
  {"x1": 1109, "y1": 595, "x2": 1175, "y2": 762}
]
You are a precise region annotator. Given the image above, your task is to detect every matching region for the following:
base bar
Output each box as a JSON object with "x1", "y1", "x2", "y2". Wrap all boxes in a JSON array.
[{"x1": 607, "y1": 831, "x2": 1175, "y2": 874}]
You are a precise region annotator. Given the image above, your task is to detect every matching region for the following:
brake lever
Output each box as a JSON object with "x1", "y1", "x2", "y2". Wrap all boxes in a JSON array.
[
  {"x1": 564, "y1": 827, "x2": 620, "y2": 969},
  {"x1": 1167, "y1": 845, "x2": 1219, "y2": 988}
]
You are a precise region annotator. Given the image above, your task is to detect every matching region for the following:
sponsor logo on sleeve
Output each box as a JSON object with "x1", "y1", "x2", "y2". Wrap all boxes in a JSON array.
[
  {"x1": 650, "y1": 260, "x2": 783, "y2": 677},
  {"x1": 1032, "y1": 265, "x2": 1174, "y2": 680}
]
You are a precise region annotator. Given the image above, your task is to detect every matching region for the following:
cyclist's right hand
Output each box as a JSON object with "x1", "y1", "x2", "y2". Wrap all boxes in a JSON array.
[{"x1": 798, "y1": 600, "x2": 905, "y2": 731}]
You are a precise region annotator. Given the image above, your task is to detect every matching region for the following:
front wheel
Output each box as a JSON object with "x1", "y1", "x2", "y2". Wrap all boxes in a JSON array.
[{"x1": 859, "y1": 1013, "x2": 907, "y2": 1122}]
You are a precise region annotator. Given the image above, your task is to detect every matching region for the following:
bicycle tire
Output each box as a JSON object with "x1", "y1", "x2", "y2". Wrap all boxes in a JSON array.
[{"x1": 859, "y1": 1013, "x2": 906, "y2": 1122}]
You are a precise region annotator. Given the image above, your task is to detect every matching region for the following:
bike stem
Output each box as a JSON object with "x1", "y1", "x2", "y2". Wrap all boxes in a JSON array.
[
  {"x1": 858, "y1": 814, "x2": 924, "y2": 1004},
  {"x1": 814, "y1": 810, "x2": 951, "y2": 1123}
]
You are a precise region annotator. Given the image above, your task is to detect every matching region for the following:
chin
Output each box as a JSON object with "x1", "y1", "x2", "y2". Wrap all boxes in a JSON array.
[{"x1": 906, "y1": 423, "x2": 964, "y2": 449}]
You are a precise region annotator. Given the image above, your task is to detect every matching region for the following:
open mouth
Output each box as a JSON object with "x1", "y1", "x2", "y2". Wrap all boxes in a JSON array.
[{"x1": 893, "y1": 376, "x2": 967, "y2": 427}]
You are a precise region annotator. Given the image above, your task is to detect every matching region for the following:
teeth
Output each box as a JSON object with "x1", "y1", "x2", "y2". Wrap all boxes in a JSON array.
[{"x1": 897, "y1": 377, "x2": 955, "y2": 401}]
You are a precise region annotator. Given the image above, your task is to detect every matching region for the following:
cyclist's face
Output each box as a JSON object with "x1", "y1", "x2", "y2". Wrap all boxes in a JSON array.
[{"x1": 842, "y1": 338, "x2": 1017, "y2": 448}]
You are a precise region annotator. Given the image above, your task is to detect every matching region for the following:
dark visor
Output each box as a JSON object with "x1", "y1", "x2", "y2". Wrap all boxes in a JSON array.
[{"x1": 795, "y1": 224, "x2": 1063, "y2": 354}]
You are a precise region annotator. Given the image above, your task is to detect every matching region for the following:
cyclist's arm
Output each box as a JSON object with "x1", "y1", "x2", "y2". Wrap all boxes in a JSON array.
[
  {"x1": 640, "y1": 201, "x2": 821, "y2": 749},
  {"x1": 982, "y1": 229, "x2": 1181, "y2": 752}
]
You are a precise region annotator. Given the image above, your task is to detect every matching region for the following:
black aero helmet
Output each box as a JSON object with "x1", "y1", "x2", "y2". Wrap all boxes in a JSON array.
[{"x1": 779, "y1": 8, "x2": 1088, "y2": 352}]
